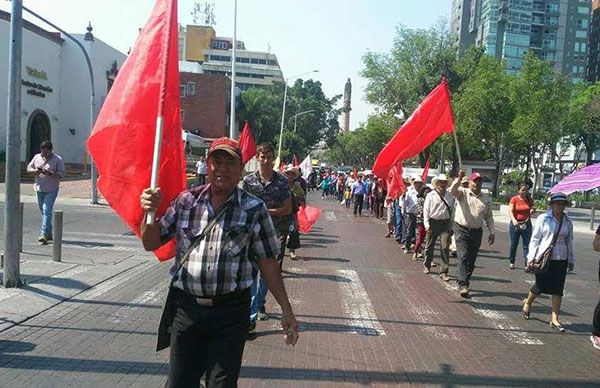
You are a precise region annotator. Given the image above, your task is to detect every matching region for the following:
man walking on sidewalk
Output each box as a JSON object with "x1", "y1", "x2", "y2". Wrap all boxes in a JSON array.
[
  {"x1": 195, "y1": 155, "x2": 207, "y2": 186},
  {"x1": 403, "y1": 177, "x2": 423, "y2": 253},
  {"x1": 140, "y1": 137, "x2": 298, "y2": 387},
  {"x1": 450, "y1": 171, "x2": 495, "y2": 297},
  {"x1": 422, "y1": 174, "x2": 454, "y2": 281},
  {"x1": 243, "y1": 142, "x2": 292, "y2": 330},
  {"x1": 27, "y1": 140, "x2": 65, "y2": 244},
  {"x1": 351, "y1": 174, "x2": 367, "y2": 216}
]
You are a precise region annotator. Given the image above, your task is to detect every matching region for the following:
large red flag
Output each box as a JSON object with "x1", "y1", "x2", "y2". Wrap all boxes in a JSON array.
[
  {"x1": 372, "y1": 80, "x2": 454, "y2": 178},
  {"x1": 386, "y1": 164, "x2": 406, "y2": 199},
  {"x1": 421, "y1": 158, "x2": 430, "y2": 182},
  {"x1": 238, "y1": 121, "x2": 256, "y2": 164},
  {"x1": 298, "y1": 205, "x2": 322, "y2": 233},
  {"x1": 292, "y1": 154, "x2": 299, "y2": 167},
  {"x1": 87, "y1": 0, "x2": 184, "y2": 261}
]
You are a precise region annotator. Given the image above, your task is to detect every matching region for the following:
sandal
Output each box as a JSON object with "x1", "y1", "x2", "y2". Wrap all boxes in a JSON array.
[
  {"x1": 522, "y1": 299, "x2": 530, "y2": 320},
  {"x1": 550, "y1": 321, "x2": 566, "y2": 333}
]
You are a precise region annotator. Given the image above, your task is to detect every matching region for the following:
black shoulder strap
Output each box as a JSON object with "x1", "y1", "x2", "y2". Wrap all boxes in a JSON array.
[
  {"x1": 171, "y1": 202, "x2": 231, "y2": 282},
  {"x1": 437, "y1": 190, "x2": 452, "y2": 215},
  {"x1": 548, "y1": 215, "x2": 564, "y2": 250}
]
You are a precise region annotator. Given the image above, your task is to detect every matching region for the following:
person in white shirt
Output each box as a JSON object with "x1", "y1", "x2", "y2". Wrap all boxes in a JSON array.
[
  {"x1": 195, "y1": 155, "x2": 208, "y2": 185},
  {"x1": 422, "y1": 174, "x2": 454, "y2": 281},
  {"x1": 403, "y1": 177, "x2": 423, "y2": 253}
]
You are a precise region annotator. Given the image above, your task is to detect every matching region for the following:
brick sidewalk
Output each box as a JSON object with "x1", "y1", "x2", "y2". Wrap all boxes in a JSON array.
[{"x1": 0, "y1": 192, "x2": 598, "y2": 386}]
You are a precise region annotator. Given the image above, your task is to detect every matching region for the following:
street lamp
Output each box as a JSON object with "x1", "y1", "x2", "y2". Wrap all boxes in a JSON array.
[
  {"x1": 276, "y1": 69, "x2": 318, "y2": 164},
  {"x1": 293, "y1": 110, "x2": 316, "y2": 133}
]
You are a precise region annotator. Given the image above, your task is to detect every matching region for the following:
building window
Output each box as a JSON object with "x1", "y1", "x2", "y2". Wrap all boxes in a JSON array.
[
  {"x1": 180, "y1": 85, "x2": 186, "y2": 98},
  {"x1": 187, "y1": 82, "x2": 196, "y2": 96},
  {"x1": 576, "y1": 30, "x2": 587, "y2": 39},
  {"x1": 578, "y1": 6, "x2": 589, "y2": 14},
  {"x1": 577, "y1": 19, "x2": 589, "y2": 29},
  {"x1": 574, "y1": 42, "x2": 587, "y2": 53}
]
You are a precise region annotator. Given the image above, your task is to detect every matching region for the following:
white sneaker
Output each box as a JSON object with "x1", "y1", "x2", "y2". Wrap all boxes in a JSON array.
[
  {"x1": 290, "y1": 251, "x2": 297, "y2": 260},
  {"x1": 509, "y1": 263, "x2": 515, "y2": 269}
]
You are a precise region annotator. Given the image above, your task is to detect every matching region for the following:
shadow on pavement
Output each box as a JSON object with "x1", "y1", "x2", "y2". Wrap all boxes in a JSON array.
[
  {"x1": 0, "y1": 340, "x2": 36, "y2": 354},
  {"x1": 300, "y1": 256, "x2": 350, "y2": 263},
  {"x1": 281, "y1": 271, "x2": 351, "y2": 283},
  {"x1": 2, "y1": 354, "x2": 598, "y2": 386},
  {"x1": 62, "y1": 240, "x2": 115, "y2": 248}
]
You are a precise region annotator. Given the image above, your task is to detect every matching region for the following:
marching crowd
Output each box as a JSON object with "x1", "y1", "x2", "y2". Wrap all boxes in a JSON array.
[{"x1": 314, "y1": 167, "x2": 600, "y2": 350}]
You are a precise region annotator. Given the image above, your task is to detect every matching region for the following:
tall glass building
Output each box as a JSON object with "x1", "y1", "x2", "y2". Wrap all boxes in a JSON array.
[{"x1": 451, "y1": 0, "x2": 592, "y2": 81}]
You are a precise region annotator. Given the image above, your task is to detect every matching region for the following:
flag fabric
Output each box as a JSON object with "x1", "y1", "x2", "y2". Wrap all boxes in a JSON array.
[
  {"x1": 279, "y1": 161, "x2": 285, "y2": 172},
  {"x1": 353, "y1": 166, "x2": 357, "y2": 179},
  {"x1": 87, "y1": 0, "x2": 184, "y2": 261},
  {"x1": 299, "y1": 155, "x2": 312, "y2": 179},
  {"x1": 298, "y1": 205, "x2": 322, "y2": 233},
  {"x1": 238, "y1": 121, "x2": 256, "y2": 164},
  {"x1": 550, "y1": 163, "x2": 600, "y2": 195},
  {"x1": 387, "y1": 164, "x2": 406, "y2": 199},
  {"x1": 292, "y1": 154, "x2": 299, "y2": 167},
  {"x1": 421, "y1": 158, "x2": 430, "y2": 182},
  {"x1": 372, "y1": 80, "x2": 455, "y2": 178}
]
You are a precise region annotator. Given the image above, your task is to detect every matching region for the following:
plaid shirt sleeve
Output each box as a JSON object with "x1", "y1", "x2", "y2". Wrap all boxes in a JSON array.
[
  {"x1": 158, "y1": 196, "x2": 180, "y2": 243},
  {"x1": 250, "y1": 202, "x2": 281, "y2": 260}
]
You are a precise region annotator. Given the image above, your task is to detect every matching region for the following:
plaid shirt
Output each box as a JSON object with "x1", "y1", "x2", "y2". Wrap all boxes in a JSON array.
[
  {"x1": 158, "y1": 185, "x2": 280, "y2": 297},
  {"x1": 243, "y1": 170, "x2": 291, "y2": 232}
]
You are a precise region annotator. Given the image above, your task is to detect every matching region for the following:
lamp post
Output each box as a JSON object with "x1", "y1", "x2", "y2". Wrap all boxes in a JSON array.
[
  {"x1": 276, "y1": 70, "x2": 318, "y2": 163},
  {"x1": 229, "y1": 0, "x2": 237, "y2": 138},
  {"x1": 293, "y1": 110, "x2": 316, "y2": 133}
]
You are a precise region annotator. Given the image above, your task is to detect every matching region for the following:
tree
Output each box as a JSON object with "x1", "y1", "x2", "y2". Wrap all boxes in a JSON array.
[
  {"x1": 325, "y1": 114, "x2": 400, "y2": 168},
  {"x1": 453, "y1": 55, "x2": 513, "y2": 196},
  {"x1": 566, "y1": 81, "x2": 600, "y2": 166},
  {"x1": 238, "y1": 80, "x2": 340, "y2": 162},
  {"x1": 510, "y1": 52, "x2": 571, "y2": 193},
  {"x1": 361, "y1": 21, "x2": 458, "y2": 166}
]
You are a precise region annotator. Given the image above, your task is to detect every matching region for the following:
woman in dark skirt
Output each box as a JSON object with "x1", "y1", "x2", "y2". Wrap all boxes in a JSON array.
[{"x1": 522, "y1": 192, "x2": 574, "y2": 332}]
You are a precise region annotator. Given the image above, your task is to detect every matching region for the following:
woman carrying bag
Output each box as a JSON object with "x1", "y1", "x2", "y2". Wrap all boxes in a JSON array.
[
  {"x1": 522, "y1": 192, "x2": 574, "y2": 333},
  {"x1": 507, "y1": 183, "x2": 535, "y2": 269}
]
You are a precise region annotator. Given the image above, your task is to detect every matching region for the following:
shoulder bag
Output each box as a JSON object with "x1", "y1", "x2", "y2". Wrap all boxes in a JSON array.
[
  {"x1": 156, "y1": 203, "x2": 231, "y2": 351},
  {"x1": 525, "y1": 215, "x2": 563, "y2": 275}
]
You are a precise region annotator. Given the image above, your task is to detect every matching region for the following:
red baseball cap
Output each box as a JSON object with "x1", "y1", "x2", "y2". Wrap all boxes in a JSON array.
[
  {"x1": 469, "y1": 172, "x2": 482, "y2": 181},
  {"x1": 207, "y1": 137, "x2": 242, "y2": 159}
]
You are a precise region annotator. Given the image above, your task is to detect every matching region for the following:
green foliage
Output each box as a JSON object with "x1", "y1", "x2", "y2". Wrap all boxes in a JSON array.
[
  {"x1": 566, "y1": 81, "x2": 600, "y2": 164},
  {"x1": 534, "y1": 199, "x2": 548, "y2": 211},
  {"x1": 325, "y1": 113, "x2": 400, "y2": 168},
  {"x1": 238, "y1": 80, "x2": 340, "y2": 162}
]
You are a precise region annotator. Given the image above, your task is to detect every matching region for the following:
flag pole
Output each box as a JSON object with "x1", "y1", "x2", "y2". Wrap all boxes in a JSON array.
[
  {"x1": 147, "y1": 0, "x2": 176, "y2": 225},
  {"x1": 452, "y1": 130, "x2": 463, "y2": 171}
]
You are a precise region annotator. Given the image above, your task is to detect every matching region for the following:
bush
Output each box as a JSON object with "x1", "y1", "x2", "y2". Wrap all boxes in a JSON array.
[{"x1": 534, "y1": 199, "x2": 548, "y2": 211}]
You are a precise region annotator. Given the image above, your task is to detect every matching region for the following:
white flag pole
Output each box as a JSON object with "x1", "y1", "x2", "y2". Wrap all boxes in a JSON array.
[{"x1": 146, "y1": 116, "x2": 164, "y2": 224}]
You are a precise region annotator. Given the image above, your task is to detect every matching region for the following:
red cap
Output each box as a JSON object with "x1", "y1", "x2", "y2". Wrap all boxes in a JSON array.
[
  {"x1": 469, "y1": 172, "x2": 482, "y2": 181},
  {"x1": 207, "y1": 137, "x2": 241, "y2": 159}
]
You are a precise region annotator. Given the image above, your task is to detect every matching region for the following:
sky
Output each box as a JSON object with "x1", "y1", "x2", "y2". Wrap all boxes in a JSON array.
[{"x1": 1, "y1": 0, "x2": 451, "y2": 130}]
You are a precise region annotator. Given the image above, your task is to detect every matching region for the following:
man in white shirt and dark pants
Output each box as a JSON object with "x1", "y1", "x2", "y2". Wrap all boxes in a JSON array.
[
  {"x1": 423, "y1": 174, "x2": 454, "y2": 281},
  {"x1": 195, "y1": 155, "x2": 207, "y2": 186},
  {"x1": 403, "y1": 177, "x2": 423, "y2": 253}
]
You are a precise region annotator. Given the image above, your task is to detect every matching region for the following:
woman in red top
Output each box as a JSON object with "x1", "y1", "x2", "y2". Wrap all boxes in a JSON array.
[{"x1": 508, "y1": 183, "x2": 535, "y2": 269}]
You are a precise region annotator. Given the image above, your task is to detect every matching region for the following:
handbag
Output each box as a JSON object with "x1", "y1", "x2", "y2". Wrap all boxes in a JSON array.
[
  {"x1": 525, "y1": 215, "x2": 563, "y2": 275},
  {"x1": 156, "y1": 203, "x2": 231, "y2": 351}
]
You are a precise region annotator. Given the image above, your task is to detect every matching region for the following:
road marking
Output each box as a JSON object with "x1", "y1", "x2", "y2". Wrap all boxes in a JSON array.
[
  {"x1": 325, "y1": 211, "x2": 337, "y2": 221},
  {"x1": 337, "y1": 269, "x2": 385, "y2": 336},
  {"x1": 108, "y1": 282, "x2": 166, "y2": 323},
  {"x1": 438, "y1": 280, "x2": 543, "y2": 345},
  {"x1": 62, "y1": 243, "x2": 141, "y2": 252},
  {"x1": 76, "y1": 263, "x2": 151, "y2": 301},
  {"x1": 65, "y1": 231, "x2": 138, "y2": 240}
]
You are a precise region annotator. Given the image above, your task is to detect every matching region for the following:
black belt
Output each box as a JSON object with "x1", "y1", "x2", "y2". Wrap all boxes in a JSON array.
[{"x1": 173, "y1": 287, "x2": 250, "y2": 307}]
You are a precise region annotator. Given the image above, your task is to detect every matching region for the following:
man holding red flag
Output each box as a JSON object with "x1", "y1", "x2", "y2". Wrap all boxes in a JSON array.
[{"x1": 140, "y1": 138, "x2": 298, "y2": 386}]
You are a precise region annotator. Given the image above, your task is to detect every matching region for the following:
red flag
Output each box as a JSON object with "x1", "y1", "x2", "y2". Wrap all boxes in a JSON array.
[
  {"x1": 372, "y1": 80, "x2": 454, "y2": 178},
  {"x1": 386, "y1": 164, "x2": 406, "y2": 199},
  {"x1": 238, "y1": 121, "x2": 256, "y2": 164},
  {"x1": 298, "y1": 205, "x2": 322, "y2": 233},
  {"x1": 279, "y1": 161, "x2": 285, "y2": 171},
  {"x1": 87, "y1": 0, "x2": 184, "y2": 261},
  {"x1": 421, "y1": 158, "x2": 430, "y2": 182},
  {"x1": 353, "y1": 166, "x2": 357, "y2": 179},
  {"x1": 292, "y1": 154, "x2": 299, "y2": 167}
]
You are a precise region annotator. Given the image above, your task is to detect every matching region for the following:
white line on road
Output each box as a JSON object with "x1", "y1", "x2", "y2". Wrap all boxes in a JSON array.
[
  {"x1": 337, "y1": 269, "x2": 385, "y2": 336},
  {"x1": 325, "y1": 211, "x2": 337, "y2": 221},
  {"x1": 438, "y1": 281, "x2": 543, "y2": 345},
  {"x1": 108, "y1": 282, "x2": 166, "y2": 323},
  {"x1": 77, "y1": 263, "x2": 151, "y2": 301}
]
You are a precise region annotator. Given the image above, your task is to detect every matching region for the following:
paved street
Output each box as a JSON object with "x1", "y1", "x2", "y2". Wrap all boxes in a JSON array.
[{"x1": 1, "y1": 190, "x2": 600, "y2": 387}]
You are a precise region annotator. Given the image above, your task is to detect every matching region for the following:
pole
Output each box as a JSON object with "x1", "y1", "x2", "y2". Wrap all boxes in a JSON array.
[
  {"x1": 4, "y1": 0, "x2": 23, "y2": 288},
  {"x1": 452, "y1": 130, "x2": 463, "y2": 171},
  {"x1": 277, "y1": 82, "x2": 288, "y2": 161},
  {"x1": 591, "y1": 205, "x2": 596, "y2": 231},
  {"x1": 229, "y1": 0, "x2": 237, "y2": 138},
  {"x1": 17, "y1": 203, "x2": 24, "y2": 253},
  {"x1": 22, "y1": 6, "x2": 98, "y2": 204},
  {"x1": 440, "y1": 142, "x2": 445, "y2": 174},
  {"x1": 52, "y1": 211, "x2": 63, "y2": 262}
]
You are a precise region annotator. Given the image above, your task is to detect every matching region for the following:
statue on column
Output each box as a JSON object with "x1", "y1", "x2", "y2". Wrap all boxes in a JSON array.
[{"x1": 341, "y1": 78, "x2": 352, "y2": 132}]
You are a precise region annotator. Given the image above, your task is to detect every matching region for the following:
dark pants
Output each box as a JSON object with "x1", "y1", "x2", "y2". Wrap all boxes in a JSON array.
[
  {"x1": 168, "y1": 288, "x2": 250, "y2": 388},
  {"x1": 455, "y1": 223, "x2": 483, "y2": 288},
  {"x1": 594, "y1": 299, "x2": 600, "y2": 336},
  {"x1": 404, "y1": 213, "x2": 417, "y2": 250},
  {"x1": 424, "y1": 218, "x2": 451, "y2": 273},
  {"x1": 197, "y1": 174, "x2": 206, "y2": 186},
  {"x1": 508, "y1": 220, "x2": 532, "y2": 265},
  {"x1": 353, "y1": 194, "x2": 364, "y2": 215}
]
